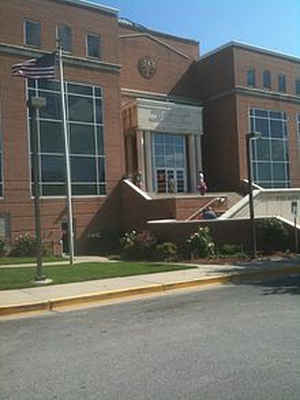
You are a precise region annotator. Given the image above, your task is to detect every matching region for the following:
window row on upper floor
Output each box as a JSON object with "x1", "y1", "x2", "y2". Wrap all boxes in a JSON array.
[
  {"x1": 247, "y1": 68, "x2": 300, "y2": 96},
  {"x1": 25, "y1": 20, "x2": 101, "y2": 58}
]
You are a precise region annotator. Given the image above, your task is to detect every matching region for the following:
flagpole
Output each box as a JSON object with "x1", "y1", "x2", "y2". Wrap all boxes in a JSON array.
[{"x1": 57, "y1": 42, "x2": 74, "y2": 265}]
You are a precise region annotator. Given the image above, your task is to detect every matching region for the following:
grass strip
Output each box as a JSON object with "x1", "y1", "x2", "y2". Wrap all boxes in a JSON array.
[
  {"x1": 0, "y1": 262, "x2": 195, "y2": 290},
  {"x1": 0, "y1": 256, "x2": 65, "y2": 265}
]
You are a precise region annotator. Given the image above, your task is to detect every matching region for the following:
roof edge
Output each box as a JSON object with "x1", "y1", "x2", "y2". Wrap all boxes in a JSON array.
[
  {"x1": 118, "y1": 18, "x2": 199, "y2": 45},
  {"x1": 199, "y1": 41, "x2": 300, "y2": 64},
  {"x1": 53, "y1": 0, "x2": 119, "y2": 15}
]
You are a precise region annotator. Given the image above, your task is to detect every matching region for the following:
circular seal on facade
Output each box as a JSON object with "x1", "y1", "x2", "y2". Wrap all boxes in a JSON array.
[{"x1": 137, "y1": 56, "x2": 157, "y2": 79}]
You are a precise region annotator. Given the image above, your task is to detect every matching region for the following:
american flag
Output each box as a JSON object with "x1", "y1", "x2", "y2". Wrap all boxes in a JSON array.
[{"x1": 12, "y1": 52, "x2": 56, "y2": 80}]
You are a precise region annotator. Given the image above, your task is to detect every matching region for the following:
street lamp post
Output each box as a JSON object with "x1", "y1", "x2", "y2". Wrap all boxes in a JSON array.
[
  {"x1": 27, "y1": 96, "x2": 47, "y2": 281},
  {"x1": 246, "y1": 131, "x2": 261, "y2": 259}
]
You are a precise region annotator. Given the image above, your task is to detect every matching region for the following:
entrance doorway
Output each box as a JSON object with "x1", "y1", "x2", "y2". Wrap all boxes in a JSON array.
[
  {"x1": 156, "y1": 169, "x2": 185, "y2": 193},
  {"x1": 152, "y1": 133, "x2": 187, "y2": 193}
]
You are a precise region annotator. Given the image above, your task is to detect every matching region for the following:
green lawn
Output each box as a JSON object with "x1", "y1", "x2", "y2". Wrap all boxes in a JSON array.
[
  {"x1": 0, "y1": 256, "x2": 65, "y2": 265},
  {"x1": 0, "y1": 262, "x2": 195, "y2": 290}
]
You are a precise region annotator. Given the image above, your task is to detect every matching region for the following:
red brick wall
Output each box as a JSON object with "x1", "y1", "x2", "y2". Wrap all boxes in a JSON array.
[
  {"x1": 233, "y1": 47, "x2": 300, "y2": 95},
  {"x1": 194, "y1": 45, "x2": 300, "y2": 191},
  {"x1": 120, "y1": 182, "x2": 176, "y2": 231},
  {"x1": 1, "y1": 0, "x2": 119, "y2": 64},
  {"x1": 147, "y1": 217, "x2": 298, "y2": 252},
  {"x1": 120, "y1": 182, "x2": 228, "y2": 231},
  {"x1": 119, "y1": 24, "x2": 198, "y2": 97},
  {"x1": 201, "y1": 94, "x2": 240, "y2": 191},
  {"x1": 191, "y1": 47, "x2": 235, "y2": 100},
  {"x1": 119, "y1": 23, "x2": 199, "y2": 60},
  {"x1": 0, "y1": 0, "x2": 124, "y2": 253},
  {"x1": 236, "y1": 94, "x2": 300, "y2": 187}
]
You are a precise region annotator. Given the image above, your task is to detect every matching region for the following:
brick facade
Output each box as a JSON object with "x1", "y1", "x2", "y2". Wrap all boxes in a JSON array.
[
  {"x1": 0, "y1": 0, "x2": 123, "y2": 253},
  {"x1": 2, "y1": 1, "x2": 300, "y2": 254},
  {"x1": 194, "y1": 43, "x2": 300, "y2": 191},
  {"x1": 119, "y1": 22, "x2": 199, "y2": 103}
]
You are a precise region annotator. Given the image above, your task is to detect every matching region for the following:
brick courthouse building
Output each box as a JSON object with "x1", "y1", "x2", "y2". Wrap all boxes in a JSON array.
[{"x1": 1, "y1": 0, "x2": 300, "y2": 253}]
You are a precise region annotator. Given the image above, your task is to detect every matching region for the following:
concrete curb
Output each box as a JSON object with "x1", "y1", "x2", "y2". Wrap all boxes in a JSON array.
[{"x1": 1, "y1": 266, "x2": 300, "y2": 317}]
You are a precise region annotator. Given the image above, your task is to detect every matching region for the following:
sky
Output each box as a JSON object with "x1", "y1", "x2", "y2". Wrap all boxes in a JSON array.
[{"x1": 92, "y1": 0, "x2": 300, "y2": 57}]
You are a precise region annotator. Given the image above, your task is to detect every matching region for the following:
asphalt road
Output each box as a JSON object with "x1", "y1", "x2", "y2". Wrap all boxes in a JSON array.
[{"x1": 1, "y1": 276, "x2": 300, "y2": 400}]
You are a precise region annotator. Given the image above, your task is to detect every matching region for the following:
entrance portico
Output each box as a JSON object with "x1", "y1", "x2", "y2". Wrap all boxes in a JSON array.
[{"x1": 122, "y1": 98, "x2": 203, "y2": 193}]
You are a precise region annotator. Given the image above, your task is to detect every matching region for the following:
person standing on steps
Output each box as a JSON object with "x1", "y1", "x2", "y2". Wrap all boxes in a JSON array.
[{"x1": 198, "y1": 170, "x2": 207, "y2": 195}]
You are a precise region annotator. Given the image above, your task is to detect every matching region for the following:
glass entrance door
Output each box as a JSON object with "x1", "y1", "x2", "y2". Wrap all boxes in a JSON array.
[
  {"x1": 152, "y1": 133, "x2": 187, "y2": 193},
  {"x1": 156, "y1": 169, "x2": 185, "y2": 193}
]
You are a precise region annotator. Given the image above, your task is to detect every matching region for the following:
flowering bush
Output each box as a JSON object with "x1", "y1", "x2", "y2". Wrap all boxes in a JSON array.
[
  {"x1": 185, "y1": 227, "x2": 215, "y2": 258},
  {"x1": 10, "y1": 233, "x2": 49, "y2": 257},
  {"x1": 120, "y1": 230, "x2": 157, "y2": 260},
  {"x1": 120, "y1": 230, "x2": 137, "y2": 249}
]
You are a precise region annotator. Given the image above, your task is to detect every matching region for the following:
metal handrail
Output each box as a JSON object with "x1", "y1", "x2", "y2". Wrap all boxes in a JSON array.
[{"x1": 186, "y1": 197, "x2": 225, "y2": 221}]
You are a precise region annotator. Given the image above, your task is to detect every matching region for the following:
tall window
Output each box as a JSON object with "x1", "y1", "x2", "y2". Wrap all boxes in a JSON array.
[
  {"x1": 278, "y1": 74, "x2": 286, "y2": 92},
  {"x1": 247, "y1": 69, "x2": 256, "y2": 87},
  {"x1": 57, "y1": 25, "x2": 72, "y2": 52},
  {"x1": 295, "y1": 79, "x2": 300, "y2": 96},
  {"x1": 25, "y1": 20, "x2": 41, "y2": 47},
  {"x1": 249, "y1": 108, "x2": 290, "y2": 188},
  {"x1": 152, "y1": 133, "x2": 186, "y2": 193},
  {"x1": 27, "y1": 80, "x2": 106, "y2": 196},
  {"x1": 263, "y1": 70, "x2": 271, "y2": 89},
  {"x1": 87, "y1": 34, "x2": 101, "y2": 58}
]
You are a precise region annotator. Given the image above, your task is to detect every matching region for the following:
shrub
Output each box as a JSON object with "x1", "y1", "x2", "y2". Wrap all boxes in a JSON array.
[
  {"x1": 155, "y1": 242, "x2": 177, "y2": 261},
  {"x1": 10, "y1": 234, "x2": 49, "y2": 257},
  {"x1": 219, "y1": 244, "x2": 244, "y2": 256},
  {"x1": 120, "y1": 230, "x2": 157, "y2": 260},
  {"x1": 185, "y1": 226, "x2": 215, "y2": 258},
  {"x1": 257, "y1": 218, "x2": 289, "y2": 253},
  {"x1": 216, "y1": 244, "x2": 247, "y2": 259}
]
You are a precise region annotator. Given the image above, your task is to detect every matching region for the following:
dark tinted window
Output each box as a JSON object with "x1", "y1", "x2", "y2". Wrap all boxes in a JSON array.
[
  {"x1": 25, "y1": 20, "x2": 41, "y2": 47},
  {"x1": 87, "y1": 34, "x2": 100, "y2": 58},
  {"x1": 263, "y1": 70, "x2": 271, "y2": 89},
  {"x1": 40, "y1": 121, "x2": 64, "y2": 153},
  {"x1": 68, "y1": 96, "x2": 93, "y2": 122},
  {"x1": 296, "y1": 79, "x2": 300, "y2": 95},
  {"x1": 278, "y1": 74, "x2": 286, "y2": 92},
  {"x1": 69, "y1": 124, "x2": 95, "y2": 154},
  {"x1": 247, "y1": 69, "x2": 255, "y2": 87},
  {"x1": 58, "y1": 25, "x2": 72, "y2": 52}
]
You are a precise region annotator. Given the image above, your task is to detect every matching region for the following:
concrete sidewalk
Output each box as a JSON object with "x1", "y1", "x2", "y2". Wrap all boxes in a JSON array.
[{"x1": 1, "y1": 256, "x2": 300, "y2": 317}]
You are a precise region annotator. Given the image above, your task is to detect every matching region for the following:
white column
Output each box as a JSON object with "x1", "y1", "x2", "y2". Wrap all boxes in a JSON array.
[
  {"x1": 144, "y1": 130, "x2": 153, "y2": 192},
  {"x1": 136, "y1": 130, "x2": 146, "y2": 190},
  {"x1": 188, "y1": 135, "x2": 197, "y2": 192}
]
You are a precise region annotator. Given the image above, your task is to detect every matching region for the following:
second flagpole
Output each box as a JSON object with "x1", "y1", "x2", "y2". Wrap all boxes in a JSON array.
[{"x1": 57, "y1": 41, "x2": 75, "y2": 265}]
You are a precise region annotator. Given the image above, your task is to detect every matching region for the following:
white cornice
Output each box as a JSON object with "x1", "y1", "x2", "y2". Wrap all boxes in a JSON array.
[
  {"x1": 121, "y1": 88, "x2": 202, "y2": 106},
  {"x1": 0, "y1": 43, "x2": 121, "y2": 73},
  {"x1": 200, "y1": 40, "x2": 300, "y2": 64},
  {"x1": 53, "y1": 0, "x2": 118, "y2": 15}
]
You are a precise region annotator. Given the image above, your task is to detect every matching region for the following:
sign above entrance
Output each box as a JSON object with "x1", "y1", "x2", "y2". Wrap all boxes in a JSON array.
[{"x1": 136, "y1": 99, "x2": 203, "y2": 135}]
